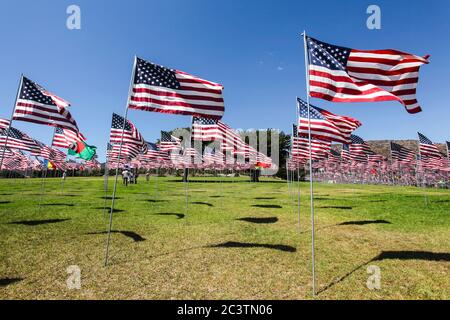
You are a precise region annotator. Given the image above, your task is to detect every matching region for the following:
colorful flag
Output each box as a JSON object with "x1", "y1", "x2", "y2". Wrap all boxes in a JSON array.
[
  {"x1": 297, "y1": 98, "x2": 361, "y2": 143},
  {"x1": 128, "y1": 57, "x2": 225, "y2": 119},
  {"x1": 305, "y1": 36, "x2": 429, "y2": 114},
  {"x1": 68, "y1": 141, "x2": 97, "y2": 161},
  {"x1": 12, "y1": 76, "x2": 80, "y2": 131}
]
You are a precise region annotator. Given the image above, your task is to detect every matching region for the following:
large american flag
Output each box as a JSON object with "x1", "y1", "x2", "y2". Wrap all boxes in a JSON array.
[
  {"x1": 297, "y1": 98, "x2": 361, "y2": 144},
  {"x1": 110, "y1": 113, "x2": 147, "y2": 154},
  {"x1": 0, "y1": 127, "x2": 41, "y2": 154},
  {"x1": 418, "y1": 132, "x2": 441, "y2": 158},
  {"x1": 52, "y1": 127, "x2": 86, "y2": 149},
  {"x1": 13, "y1": 76, "x2": 80, "y2": 131},
  {"x1": 390, "y1": 142, "x2": 416, "y2": 165},
  {"x1": 128, "y1": 57, "x2": 225, "y2": 119},
  {"x1": 306, "y1": 36, "x2": 429, "y2": 114}
]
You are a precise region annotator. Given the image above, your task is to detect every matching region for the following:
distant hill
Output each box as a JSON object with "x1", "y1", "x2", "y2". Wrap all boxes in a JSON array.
[{"x1": 331, "y1": 140, "x2": 447, "y2": 158}]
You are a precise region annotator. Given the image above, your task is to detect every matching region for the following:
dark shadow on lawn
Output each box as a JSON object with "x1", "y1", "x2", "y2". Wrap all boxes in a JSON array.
[
  {"x1": 0, "y1": 193, "x2": 13, "y2": 196},
  {"x1": 368, "y1": 200, "x2": 387, "y2": 203},
  {"x1": 374, "y1": 251, "x2": 450, "y2": 262},
  {"x1": 318, "y1": 206, "x2": 353, "y2": 210},
  {"x1": 252, "y1": 204, "x2": 282, "y2": 209},
  {"x1": 254, "y1": 197, "x2": 276, "y2": 200},
  {"x1": 191, "y1": 202, "x2": 214, "y2": 207},
  {"x1": 99, "y1": 196, "x2": 122, "y2": 200},
  {"x1": 93, "y1": 207, "x2": 125, "y2": 213},
  {"x1": 145, "y1": 199, "x2": 168, "y2": 203},
  {"x1": 209, "y1": 195, "x2": 222, "y2": 198},
  {"x1": 156, "y1": 213, "x2": 185, "y2": 219},
  {"x1": 318, "y1": 250, "x2": 450, "y2": 295},
  {"x1": 237, "y1": 217, "x2": 278, "y2": 224},
  {"x1": 0, "y1": 278, "x2": 23, "y2": 287},
  {"x1": 87, "y1": 230, "x2": 145, "y2": 242},
  {"x1": 339, "y1": 220, "x2": 391, "y2": 226},
  {"x1": 41, "y1": 203, "x2": 74, "y2": 207},
  {"x1": 433, "y1": 199, "x2": 450, "y2": 203},
  {"x1": 0, "y1": 201, "x2": 12, "y2": 204},
  {"x1": 9, "y1": 218, "x2": 70, "y2": 226},
  {"x1": 208, "y1": 241, "x2": 296, "y2": 253}
]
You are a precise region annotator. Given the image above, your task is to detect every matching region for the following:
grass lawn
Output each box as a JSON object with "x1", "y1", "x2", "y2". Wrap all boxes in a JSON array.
[{"x1": 0, "y1": 175, "x2": 449, "y2": 299}]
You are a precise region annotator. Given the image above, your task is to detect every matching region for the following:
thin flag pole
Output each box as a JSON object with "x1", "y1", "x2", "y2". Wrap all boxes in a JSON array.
[
  {"x1": 302, "y1": 31, "x2": 317, "y2": 297},
  {"x1": 0, "y1": 74, "x2": 23, "y2": 172},
  {"x1": 102, "y1": 143, "x2": 110, "y2": 216},
  {"x1": 105, "y1": 55, "x2": 137, "y2": 267},
  {"x1": 295, "y1": 105, "x2": 301, "y2": 233}
]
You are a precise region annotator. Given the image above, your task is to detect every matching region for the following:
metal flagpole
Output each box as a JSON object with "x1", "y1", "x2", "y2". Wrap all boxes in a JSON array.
[
  {"x1": 295, "y1": 103, "x2": 302, "y2": 232},
  {"x1": 105, "y1": 55, "x2": 137, "y2": 266},
  {"x1": 302, "y1": 31, "x2": 317, "y2": 296},
  {"x1": 0, "y1": 75, "x2": 23, "y2": 172},
  {"x1": 102, "y1": 143, "x2": 110, "y2": 215}
]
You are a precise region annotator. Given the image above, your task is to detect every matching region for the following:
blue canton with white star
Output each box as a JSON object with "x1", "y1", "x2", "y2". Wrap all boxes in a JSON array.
[
  {"x1": 297, "y1": 98, "x2": 325, "y2": 120},
  {"x1": 19, "y1": 77, "x2": 57, "y2": 106},
  {"x1": 134, "y1": 57, "x2": 181, "y2": 89},
  {"x1": 306, "y1": 36, "x2": 351, "y2": 71}
]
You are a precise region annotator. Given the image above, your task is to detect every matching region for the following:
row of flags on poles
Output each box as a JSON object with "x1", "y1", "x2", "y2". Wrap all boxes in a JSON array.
[
  {"x1": 0, "y1": 35, "x2": 447, "y2": 178},
  {"x1": 0, "y1": 76, "x2": 97, "y2": 172},
  {"x1": 287, "y1": 34, "x2": 448, "y2": 184}
]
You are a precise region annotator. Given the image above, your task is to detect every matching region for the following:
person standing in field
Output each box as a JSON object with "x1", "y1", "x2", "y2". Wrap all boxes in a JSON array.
[
  {"x1": 62, "y1": 171, "x2": 67, "y2": 180},
  {"x1": 146, "y1": 171, "x2": 150, "y2": 182},
  {"x1": 122, "y1": 169, "x2": 129, "y2": 186}
]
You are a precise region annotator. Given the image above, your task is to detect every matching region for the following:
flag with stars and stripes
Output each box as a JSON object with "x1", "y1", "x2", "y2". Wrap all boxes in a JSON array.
[
  {"x1": 341, "y1": 143, "x2": 351, "y2": 161},
  {"x1": 390, "y1": 142, "x2": 416, "y2": 165},
  {"x1": 52, "y1": 127, "x2": 86, "y2": 149},
  {"x1": 297, "y1": 98, "x2": 361, "y2": 144},
  {"x1": 128, "y1": 57, "x2": 225, "y2": 119},
  {"x1": 0, "y1": 127, "x2": 41, "y2": 154},
  {"x1": 349, "y1": 135, "x2": 373, "y2": 162},
  {"x1": 109, "y1": 113, "x2": 147, "y2": 154},
  {"x1": 305, "y1": 36, "x2": 429, "y2": 114},
  {"x1": 12, "y1": 76, "x2": 80, "y2": 131},
  {"x1": 418, "y1": 132, "x2": 441, "y2": 158},
  {"x1": 159, "y1": 131, "x2": 182, "y2": 152}
]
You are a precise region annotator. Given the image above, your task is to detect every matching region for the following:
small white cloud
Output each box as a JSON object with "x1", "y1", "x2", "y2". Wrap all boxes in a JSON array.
[{"x1": 277, "y1": 66, "x2": 284, "y2": 71}]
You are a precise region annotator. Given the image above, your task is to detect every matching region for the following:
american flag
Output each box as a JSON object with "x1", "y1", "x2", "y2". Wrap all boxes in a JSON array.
[
  {"x1": 159, "y1": 131, "x2": 182, "y2": 152},
  {"x1": 297, "y1": 98, "x2": 361, "y2": 144},
  {"x1": 292, "y1": 124, "x2": 330, "y2": 159},
  {"x1": 0, "y1": 118, "x2": 10, "y2": 129},
  {"x1": 306, "y1": 36, "x2": 429, "y2": 114},
  {"x1": 390, "y1": 142, "x2": 416, "y2": 165},
  {"x1": 110, "y1": 113, "x2": 147, "y2": 154},
  {"x1": 0, "y1": 127, "x2": 41, "y2": 154},
  {"x1": 341, "y1": 143, "x2": 351, "y2": 161},
  {"x1": 350, "y1": 135, "x2": 373, "y2": 162},
  {"x1": 418, "y1": 132, "x2": 441, "y2": 158},
  {"x1": 52, "y1": 127, "x2": 86, "y2": 149},
  {"x1": 12, "y1": 76, "x2": 80, "y2": 131},
  {"x1": 128, "y1": 57, "x2": 225, "y2": 119}
]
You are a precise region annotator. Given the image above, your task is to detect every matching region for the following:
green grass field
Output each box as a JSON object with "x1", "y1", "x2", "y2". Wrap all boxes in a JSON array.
[{"x1": 0, "y1": 175, "x2": 449, "y2": 300}]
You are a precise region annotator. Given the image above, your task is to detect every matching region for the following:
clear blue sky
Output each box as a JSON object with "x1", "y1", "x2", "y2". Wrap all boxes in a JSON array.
[{"x1": 0, "y1": 0, "x2": 449, "y2": 161}]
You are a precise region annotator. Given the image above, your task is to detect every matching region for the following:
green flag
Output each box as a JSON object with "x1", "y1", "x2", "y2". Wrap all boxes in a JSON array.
[{"x1": 68, "y1": 141, "x2": 97, "y2": 161}]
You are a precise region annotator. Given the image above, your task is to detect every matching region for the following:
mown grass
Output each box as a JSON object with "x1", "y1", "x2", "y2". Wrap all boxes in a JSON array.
[{"x1": 0, "y1": 175, "x2": 449, "y2": 299}]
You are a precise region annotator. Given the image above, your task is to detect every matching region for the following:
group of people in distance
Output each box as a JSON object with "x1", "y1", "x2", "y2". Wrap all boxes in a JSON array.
[{"x1": 121, "y1": 168, "x2": 139, "y2": 186}]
